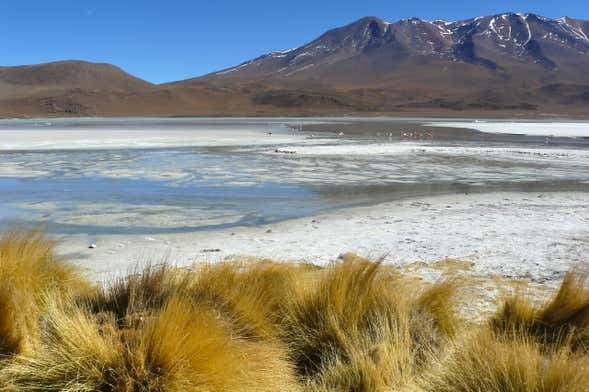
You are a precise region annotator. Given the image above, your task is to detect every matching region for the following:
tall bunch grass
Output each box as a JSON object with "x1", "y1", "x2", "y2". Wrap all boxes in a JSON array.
[
  {"x1": 0, "y1": 230, "x2": 586, "y2": 392},
  {"x1": 423, "y1": 328, "x2": 589, "y2": 392},
  {"x1": 281, "y1": 254, "x2": 459, "y2": 390},
  {"x1": 424, "y1": 268, "x2": 589, "y2": 392},
  {"x1": 491, "y1": 268, "x2": 589, "y2": 352},
  {"x1": 0, "y1": 230, "x2": 91, "y2": 355}
]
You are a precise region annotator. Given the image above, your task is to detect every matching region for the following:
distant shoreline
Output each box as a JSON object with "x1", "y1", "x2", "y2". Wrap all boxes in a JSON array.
[{"x1": 3, "y1": 111, "x2": 589, "y2": 121}]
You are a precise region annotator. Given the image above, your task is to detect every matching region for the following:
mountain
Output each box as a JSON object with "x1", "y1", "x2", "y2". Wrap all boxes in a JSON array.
[
  {"x1": 1, "y1": 13, "x2": 589, "y2": 118},
  {"x1": 187, "y1": 13, "x2": 589, "y2": 114},
  {"x1": 200, "y1": 14, "x2": 589, "y2": 81}
]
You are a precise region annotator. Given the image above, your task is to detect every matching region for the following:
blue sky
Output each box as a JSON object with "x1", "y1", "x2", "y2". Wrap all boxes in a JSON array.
[{"x1": 2, "y1": 1, "x2": 588, "y2": 83}]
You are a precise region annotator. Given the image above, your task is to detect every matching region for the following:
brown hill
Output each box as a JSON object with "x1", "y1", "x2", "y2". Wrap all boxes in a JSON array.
[
  {"x1": 0, "y1": 60, "x2": 152, "y2": 94},
  {"x1": 0, "y1": 61, "x2": 155, "y2": 117}
]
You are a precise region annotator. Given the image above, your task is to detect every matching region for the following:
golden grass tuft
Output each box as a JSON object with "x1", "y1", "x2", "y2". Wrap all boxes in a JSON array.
[
  {"x1": 135, "y1": 296, "x2": 300, "y2": 391},
  {"x1": 0, "y1": 296, "x2": 123, "y2": 391},
  {"x1": 281, "y1": 254, "x2": 459, "y2": 390},
  {"x1": 423, "y1": 329, "x2": 589, "y2": 392},
  {"x1": 491, "y1": 268, "x2": 589, "y2": 352},
  {"x1": 424, "y1": 268, "x2": 589, "y2": 392},
  {"x1": 186, "y1": 260, "x2": 300, "y2": 340},
  {"x1": 417, "y1": 280, "x2": 461, "y2": 339},
  {"x1": 84, "y1": 260, "x2": 314, "y2": 340},
  {"x1": 84, "y1": 263, "x2": 192, "y2": 328},
  {"x1": 2, "y1": 294, "x2": 300, "y2": 391},
  {"x1": 0, "y1": 230, "x2": 587, "y2": 391},
  {"x1": 0, "y1": 230, "x2": 92, "y2": 356}
]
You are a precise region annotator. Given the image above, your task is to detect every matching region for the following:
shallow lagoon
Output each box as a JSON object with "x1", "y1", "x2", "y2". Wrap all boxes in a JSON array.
[{"x1": 0, "y1": 117, "x2": 588, "y2": 237}]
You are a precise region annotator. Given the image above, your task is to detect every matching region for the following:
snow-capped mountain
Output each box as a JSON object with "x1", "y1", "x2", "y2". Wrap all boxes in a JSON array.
[{"x1": 204, "y1": 13, "x2": 589, "y2": 80}]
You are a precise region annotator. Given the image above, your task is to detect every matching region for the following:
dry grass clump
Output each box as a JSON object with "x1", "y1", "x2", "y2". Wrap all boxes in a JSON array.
[
  {"x1": 281, "y1": 254, "x2": 459, "y2": 391},
  {"x1": 423, "y1": 329, "x2": 589, "y2": 392},
  {"x1": 0, "y1": 230, "x2": 92, "y2": 356},
  {"x1": 0, "y1": 232, "x2": 461, "y2": 391},
  {"x1": 0, "y1": 232, "x2": 305, "y2": 391},
  {"x1": 185, "y1": 260, "x2": 312, "y2": 340},
  {"x1": 0, "y1": 230, "x2": 587, "y2": 391},
  {"x1": 0, "y1": 296, "x2": 123, "y2": 391},
  {"x1": 423, "y1": 268, "x2": 589, "y2": 392},
  {"x1": 491, "y1": 268, "x2": 589, "y2": 352},
  {"x1": 84, "y1": 263, "x2": 192, "y2": 328},
  {"x1": 74, "y1": 261, "x2": 306, "y2": 390},
  {"x1": 135, "y1": 297, "x2": 299, "y2": 391},
  {"x1": 2, "y1": 295, "x2": 300, "y2": 391},
  {"x1": 85, "y1": 259, "x2": 314, "y2": 339}
]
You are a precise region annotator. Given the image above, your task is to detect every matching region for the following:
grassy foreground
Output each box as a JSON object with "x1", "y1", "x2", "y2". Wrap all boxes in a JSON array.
[{"x1": 0, "y1": 231, "x2": 588, "y2": 391}]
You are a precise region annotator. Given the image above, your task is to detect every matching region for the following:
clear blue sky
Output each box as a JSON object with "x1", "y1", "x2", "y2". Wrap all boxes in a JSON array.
[{"x1": 2, "y1": 1, "x2": 588, "y2": 83}]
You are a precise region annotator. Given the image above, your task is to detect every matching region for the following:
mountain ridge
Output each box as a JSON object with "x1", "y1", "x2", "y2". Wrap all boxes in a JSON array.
[{"x1": 197, "y1": 13, "x2": 589, "y2": 81}]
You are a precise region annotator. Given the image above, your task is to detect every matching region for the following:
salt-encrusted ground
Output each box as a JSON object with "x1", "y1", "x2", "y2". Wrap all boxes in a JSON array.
[
  {"x1": 425, "y1": 120, "x2": 589, "y2": 137},
  {"x1": 59, "y1": 191, "x2": 589, "y2": 285},
  {"x1": 0, "y1": 126, "x2": 310, "y2": 151}
]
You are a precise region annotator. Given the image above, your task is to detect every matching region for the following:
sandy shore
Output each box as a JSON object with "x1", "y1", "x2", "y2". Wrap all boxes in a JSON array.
[{"x1": 58, "y1": 191, "x2": 589, "y2": 283}]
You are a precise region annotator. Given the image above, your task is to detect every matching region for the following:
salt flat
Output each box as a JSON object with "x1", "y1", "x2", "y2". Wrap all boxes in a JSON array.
[
  {"x1": 277, "y1": 141, "x2": 589, "y2": 162},
  {"x1": 0, "y1": 126, "x2": 310, "y2": 151},
  {"x1": 59, "y1": 191, "x2": 589, "y2": 283},
  {"x1": 425, "y1": 121, "x2": 589, "y2": 138}
]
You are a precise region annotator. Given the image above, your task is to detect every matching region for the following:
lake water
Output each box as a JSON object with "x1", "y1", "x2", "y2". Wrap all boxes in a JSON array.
[{"x1": 0, "y1": 117, "x2": 588, "y2": 236}]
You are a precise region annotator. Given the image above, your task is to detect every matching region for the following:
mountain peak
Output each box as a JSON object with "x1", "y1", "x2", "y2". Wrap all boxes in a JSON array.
[
  {"x1": 400, "y1": 17, "x2": 425, "y2": 23},
  {"x1": 348, "y1": 16, "x2": 393, "y2": 36},
  {"x1": 356, "y1": 16, "x2": 389, "y2": 24}
]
